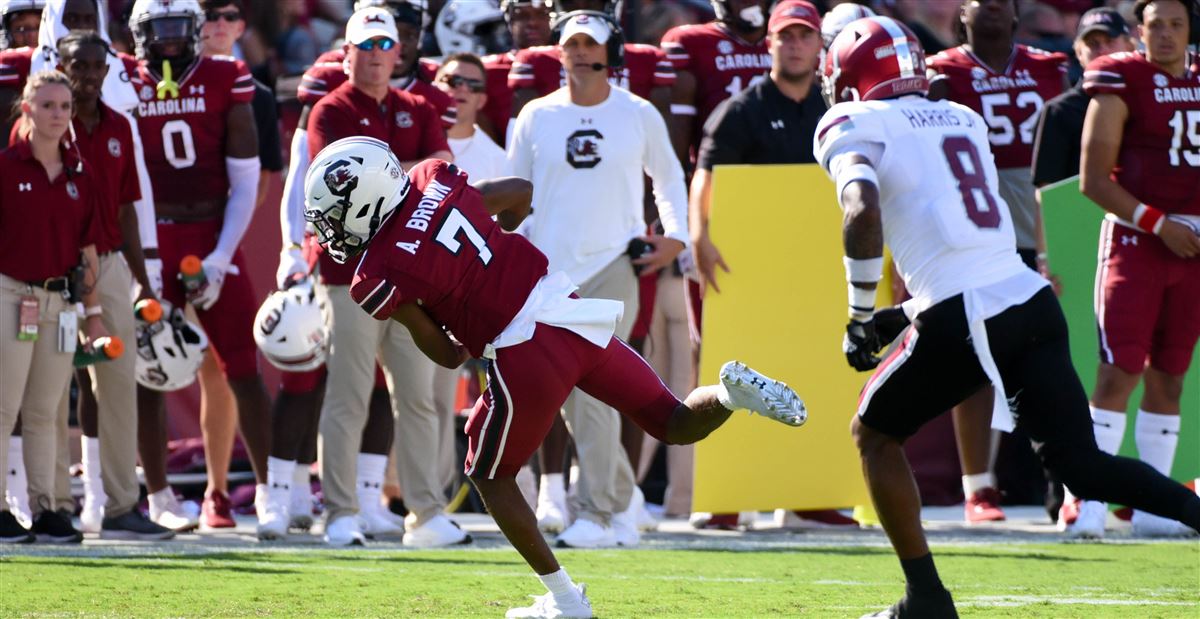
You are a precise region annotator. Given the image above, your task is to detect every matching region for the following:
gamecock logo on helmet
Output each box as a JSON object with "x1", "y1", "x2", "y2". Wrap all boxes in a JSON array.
[{"x1": 323, "y1": 160, "x2": 359, "y2": 197}]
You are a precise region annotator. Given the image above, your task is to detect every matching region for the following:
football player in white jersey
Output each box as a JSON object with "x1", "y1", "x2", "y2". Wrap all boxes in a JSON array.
[{"x1": 815, "y1": 16, "x2": 1200, "y2": 619}]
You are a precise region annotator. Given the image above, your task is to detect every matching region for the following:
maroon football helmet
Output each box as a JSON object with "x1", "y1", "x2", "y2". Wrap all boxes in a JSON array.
[{"x1": 822, "y1": 16, "x2": 928, "y2": 107}]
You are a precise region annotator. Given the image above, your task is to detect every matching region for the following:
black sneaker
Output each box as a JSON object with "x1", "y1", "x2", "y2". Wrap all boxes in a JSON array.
[
  {"x1": 31, "y1": 509, "x2": 83, "y2": 543},
  {"x1": 101, "y1": 509, "x2": 176, "y2": 541},
  {"x1": 861, "y1": 589, "x2": 958, "y2": 619},
  {"x1": 0, "y1": 510, "x2": 34, "y2": 544}
]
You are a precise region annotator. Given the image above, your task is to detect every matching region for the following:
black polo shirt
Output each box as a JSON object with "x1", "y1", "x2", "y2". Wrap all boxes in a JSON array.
[
  {"x1": 697, "y1": 76, "x2": 827, "y2": 170},
  {"x1": 1031, "y1": 84, "x2": 1089, "y2": 187}
]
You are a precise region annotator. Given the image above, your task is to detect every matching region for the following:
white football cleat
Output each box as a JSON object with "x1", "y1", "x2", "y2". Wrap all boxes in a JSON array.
[
  {"x1": 324, "y1": 515, "x2": 366, "y2": 546},
  {"x1": 147, "y1": 487, "x2": 199, "y2": 533},
  {"x1": 359, "y1": 506, "x2": 404, "y2": 539},
  {"x1": 256, "y1": 484, "x2": 290, "y2": 541},
  {"x1": 555, "y1": 518, "x2": 616, "y2": 548},
  {"x1": 1131, "y1": 510, "x2": 1199, "y2": 538},
  {"x1": 289, "y1": 465, "x2": 315, "y2": 531},
  {"x1": 506, "y1": 583, "x2": 593, "y2": 619},
  {"x1": 628, "y1": 487, "x2": 657, "y2": 532},
  {"x1": 611, "y1": 505, "x2": 640, "y2": 547},
  {"x1": 79, "y1": 491, "x2": 105, "y2": 535},
  {"x1": 719, "y1": 361, "x2": 807, "y2": 427},
  {"x1": 402, "y1": 514, "x2": 471, "y2": 548},
  {"x1": 1065, "y1": 500, "x2": 1106, "y2": 540}
]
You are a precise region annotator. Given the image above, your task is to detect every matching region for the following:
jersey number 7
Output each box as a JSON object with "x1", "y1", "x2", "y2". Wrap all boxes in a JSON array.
[{"x1": 435, "y1": 208, "x2": 493, "y2": 265}]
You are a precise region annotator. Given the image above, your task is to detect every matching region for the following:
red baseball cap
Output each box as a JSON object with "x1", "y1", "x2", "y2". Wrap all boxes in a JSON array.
[{"x1": 769, "y1": 0, "x2": 821, "y2": 35}]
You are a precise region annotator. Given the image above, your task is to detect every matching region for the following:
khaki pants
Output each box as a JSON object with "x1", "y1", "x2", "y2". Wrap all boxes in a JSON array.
[
  {"x1": 318, "y1": 285, "x2": 445, "y2": 525},
  {"x1": 639, "y1": 271, "x2": 696, "y2": 516},
  {"x1": 0, "y1": 274, "x2": 75, "y2": 515},
  {"x1": 433, "y1": 364, "x2": 460, "y2": 491},
  {"x1": 564, "y1": 255, "x2": 638, "y2": 526},
  {"x1": 51, "y1": 254, "x2": 140, "y2": 515}
]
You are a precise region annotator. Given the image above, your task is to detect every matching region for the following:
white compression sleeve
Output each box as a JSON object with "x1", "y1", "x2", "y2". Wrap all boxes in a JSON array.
[
  {"x1": 210, "y1": 156, "x2": 262, "y2": 268},
  {"x1": 280, "y1": 128, "x2": 311, "y2": 247}
]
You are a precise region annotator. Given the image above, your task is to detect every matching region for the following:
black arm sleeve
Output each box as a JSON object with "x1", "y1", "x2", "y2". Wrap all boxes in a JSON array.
[
  {"x1": 253, "y1": 81, "x2": 284, "y2": 172},
  {"x1": 696, "y1": 97, "x2": 751, "y2": 171},
  {"x1": 1030, "y1": 98, "x2": 1077, "y2": 187}
]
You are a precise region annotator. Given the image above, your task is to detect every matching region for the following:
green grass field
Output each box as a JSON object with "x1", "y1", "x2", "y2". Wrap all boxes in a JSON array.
[{"x1": 2, "y1": 542, "x2": 1196, "y2": 617}]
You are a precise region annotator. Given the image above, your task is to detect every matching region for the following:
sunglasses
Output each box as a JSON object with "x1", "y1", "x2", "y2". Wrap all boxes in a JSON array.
[
  {"x1": 438, "y1": 74, "x2": 486, "y2": 93},
  {"x1": 205, "y1": 10, "x2": 242, "y2": 23},
  {"x1": 355, "y1": 37, "x2": 397, "y2": 52}
]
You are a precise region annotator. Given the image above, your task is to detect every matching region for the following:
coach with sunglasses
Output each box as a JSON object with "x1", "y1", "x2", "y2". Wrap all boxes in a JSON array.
[{"x1": 305, "y1": 6, "x2": 459, "y2": 547}]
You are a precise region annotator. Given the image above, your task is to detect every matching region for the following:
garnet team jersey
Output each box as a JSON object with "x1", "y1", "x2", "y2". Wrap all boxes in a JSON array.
[
  {"x1": 508, "y1": 43, "x2": 675, "y2": 99},
  {"x1": 0, "y1": 46, "x2": 32, "y2": 90},
  {"x1": 1083, "y1": 51, "x2": 1200, "y2": 217},
  {"x1": 350, "y1": 160, "x2": 549, "y2": 358},
  {"x1": 659, "y1": 22, "x2": 769, "y2": 138},
  {"x1": 814, "y1": 97, "x2": 1036, "y2": 314},
  {"x1": 481, "y1": 51, "x2": 516, "y2": 141},
  {"x1": 927, "y1": 45, "x2": 1068, "y2": 170},
  {"x1": 69, "y1": 103, "x2": 141, "y2": 255},
  {"x1": 297, "y1": 49, "x2": 455, "y2": 128},
  {"x1": 129, "y1": 55, "x2": 255, "y2": 204}
]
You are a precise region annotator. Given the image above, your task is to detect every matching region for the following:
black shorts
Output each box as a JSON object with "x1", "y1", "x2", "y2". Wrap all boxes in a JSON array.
[{"x1": 857, "y1": 287, "x2": 1097, "y2": 459}]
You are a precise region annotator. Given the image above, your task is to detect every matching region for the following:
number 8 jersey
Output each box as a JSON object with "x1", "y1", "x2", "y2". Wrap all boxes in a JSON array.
[
  {"x1": 1083, "y1": 51, "x2": 1200, "y2": 217},
  {"x1": 130, "y1": 55, "x2": 255, "y2": 203},
  {"x1": 814, "y1": 97, "x2": 1029, "y2": 314}
]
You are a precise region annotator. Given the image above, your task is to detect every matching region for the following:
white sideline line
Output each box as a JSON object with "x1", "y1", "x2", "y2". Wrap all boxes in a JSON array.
[{"x1": 963, "y1": 595, "x2": 1198, "y2": 608}]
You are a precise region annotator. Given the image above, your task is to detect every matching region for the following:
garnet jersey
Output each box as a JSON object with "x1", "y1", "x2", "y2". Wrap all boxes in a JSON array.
[
  {"x1": 1083, "y1": 51, "x2": 1200, "y2": 217},
  {"x1": 507, "y1": 43, "x2": 675, "y2": 99},
  {"x1": 927, "y1": 45, "x2": 1067, "y2": 169},
  {"x1": 659, "y1": 22, "x2": 769, "y2": 135},
  {"x1": 350, "y1": 160, "x2": 549, "y2": 358},
  {"x1": 814, "y1": 98, "x2": 1032, "y2": 314},
  {"x1": 0, "y1": 46, "x2": 32, "y2": 89},
  {"x1": 481, "y1": 51, "x2": 516, "y2": 142},
  {"x1": 297, "y1": 50, "x2": 455, "y2": 128},
  {"x1": 129, "y1": 55, "x2": 255, "y2": 203}
]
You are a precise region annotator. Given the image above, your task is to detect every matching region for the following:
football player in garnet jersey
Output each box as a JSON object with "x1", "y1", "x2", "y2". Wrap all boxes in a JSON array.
[
  {"x1": 1076, "y1": 0, "x2": 1200, "y2": 540},
  {"x1": 818, "y1": 17, "x2": 1200, "y2": 618},
  {"x1": 305, "y1": 135, "x2": 807, "y2": 619},
  {"x1": 126, "y1": 0, "x2": 271, "y2": 532},
  {"x1": 926, "y1": 0, "x2": 1069, "y2": 525}
]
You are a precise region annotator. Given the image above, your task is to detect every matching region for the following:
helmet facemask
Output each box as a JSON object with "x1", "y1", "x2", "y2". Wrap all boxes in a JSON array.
[{"x1": 138, "y1": 15, "x2": 199, "y2": 78}]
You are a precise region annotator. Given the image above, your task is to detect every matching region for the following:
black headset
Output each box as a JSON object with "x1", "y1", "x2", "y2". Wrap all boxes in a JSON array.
[{"x1": 551, "y1": 9, "x2": 625, "y2": 69}]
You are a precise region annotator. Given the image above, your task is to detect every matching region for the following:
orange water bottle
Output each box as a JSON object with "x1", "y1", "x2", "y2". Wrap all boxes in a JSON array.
[
  {"x1": 73, "y1": 336, "x2": 124, "y2": 367},
  {"x1": 179, "y1": 255, "x2": 206, "y2": 295},
  {"x1": 134, "y1": 298, "x2": 163, "y2": 323}
]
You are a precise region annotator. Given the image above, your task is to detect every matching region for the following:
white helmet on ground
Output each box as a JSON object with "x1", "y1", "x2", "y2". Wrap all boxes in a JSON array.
[
  {"x1": 254, "y1": 280, "x2": 330, "y2": 372},
  {"x1": 304, "y1": 136, "x2": 411, "y2": 264},
  {"x1": 135, "y1": 302, "x2": 209, "y2": 392},
  {"x1": 821, "y1": 2, "x2": 875, "y2": 49},
  {"x1": 436, "y1": 0, "x2": 510, "y2": 56}
]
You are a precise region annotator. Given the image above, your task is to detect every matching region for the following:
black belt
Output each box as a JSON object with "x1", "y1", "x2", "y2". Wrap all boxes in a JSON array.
[{"x1": 24, "y1": 277, "x2": 69, "y2": 292}]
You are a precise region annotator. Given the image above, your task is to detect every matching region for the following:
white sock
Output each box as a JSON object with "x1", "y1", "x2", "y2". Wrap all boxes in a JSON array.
[
  {"x1": 267, "y1": 457, "x2": 295, "y2": 492},
  {"x1": 81, "y1": 436, "x2": 106, "y2": 499},
  {"x1": 714, "y1": 383, "x2": 736, "y2": 410},
  {"x1": 1089, "y1": 406, "x2": 1126, "y2": 455},
  {"x1": 148, "y1": 487, "x2": 175, "y2": 516},
  {"x1": 357, "y1": 453, "x2": 388, "y2": 512},
  {"x1": 962, "y1": 472, "x2": 996, "y2": 496},
  {"x1": 6, "y1": 436, "x2": 28, "y2": 515},
  {"x1": 1134, "y1": 410, "x2": 1180, "y2": 476},
  {"x1": 538, "y1": 568, "x2": 579, "y2": 602},
  {"x1": 291, "y1": 463, "x2": 312, "y2": 500},
  {"x1": 539, "y1": 473, "x2": 565, "y2": 506}
]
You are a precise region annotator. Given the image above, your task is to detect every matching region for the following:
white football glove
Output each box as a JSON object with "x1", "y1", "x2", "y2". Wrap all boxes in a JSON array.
[
  {"x1": 143, "y1": 257, "x2": 164, "y2": 299},
  {"x1": 189, "y1": 255, "x2": 229, "y2": 311},
  {"x1": 276, "y1": 247, "x2": 308, "y2": 289}
]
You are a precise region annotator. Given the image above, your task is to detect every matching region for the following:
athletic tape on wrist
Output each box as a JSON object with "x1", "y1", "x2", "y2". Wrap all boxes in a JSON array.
[
  {"x1": 843, "y1": 256, "x2": 884, "y2": 283},
  {"x1": 835, "y1": 162, "x2": 879, "y2": 206},
  {"x1": 1132, "y1": 203, "x2": 1166, "y2": 235}
]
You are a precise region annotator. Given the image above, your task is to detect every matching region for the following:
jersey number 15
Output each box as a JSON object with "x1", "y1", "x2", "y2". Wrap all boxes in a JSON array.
[{"x1": 1168, "y1": 110, "x2": 1200, "y2": 167}]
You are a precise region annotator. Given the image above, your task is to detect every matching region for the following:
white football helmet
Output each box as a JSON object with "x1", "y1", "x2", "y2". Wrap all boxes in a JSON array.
[
  {"x1": 304, "y1": 136, "x2": 411, "y2": 264},
  {"x1": 354, "y1": 0, "x2": 430, "y2": 30},
  {"x1": 436, "y1": 0, "x2": 510, "y2": 56},
  {"x1": 822, "y1": 2, "x2": 876, "y2": 50},
  {"x1": 0, "y1": 0, "x2": 45, "y2": 49},
  {"x1": 254, "y1": 280, "x2": 330, "y2": 372},
  {"x1": 129, "y1": 0, "x2": 203, "y2": 64},
  {"x1": 135, "y1": 302, "x2": 209, "y2": 392}
]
